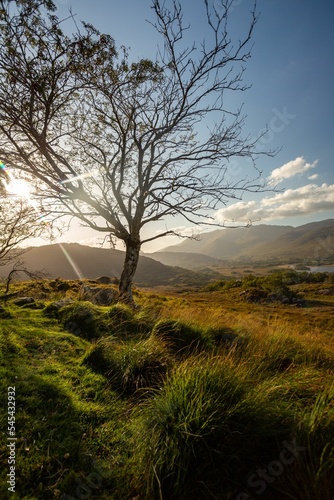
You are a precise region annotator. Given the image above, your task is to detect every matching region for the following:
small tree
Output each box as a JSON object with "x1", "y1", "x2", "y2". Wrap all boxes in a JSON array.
[
  {"x1": 0, "y1": 0, "x2": 271, "y2": 303},
  {"x1": 0, "y1": 196, "x2": 46, "y2": 267},
  {"x1": 0, "y1": 163, "x2": 53, "y2": 284}
]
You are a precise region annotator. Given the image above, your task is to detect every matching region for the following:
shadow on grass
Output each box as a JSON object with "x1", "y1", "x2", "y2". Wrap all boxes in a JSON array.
[{"x1": 0, "y1": 332, "x2": 115, "y2": 499}]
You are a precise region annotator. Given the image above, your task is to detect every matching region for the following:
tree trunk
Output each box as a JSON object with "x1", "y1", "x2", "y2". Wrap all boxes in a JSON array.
[{"x1": 119, "y1": 237, "x2": 141, "y2": 305}]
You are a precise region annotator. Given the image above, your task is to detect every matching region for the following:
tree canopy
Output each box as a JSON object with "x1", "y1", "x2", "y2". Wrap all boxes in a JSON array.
[{"x1": 0, "y1": 0, "x2": 271, "y2": 303}]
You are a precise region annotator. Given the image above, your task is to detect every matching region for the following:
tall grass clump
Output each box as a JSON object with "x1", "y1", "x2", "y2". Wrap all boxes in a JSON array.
[
  {"x1": 84, "y1": 335, "x2": 172, "y2": 397},
  {"x1": 130, "y1": 355, "x2": 293, "y2": 499},
  {"x1": 242, "y1": 322, "x2": 334, "y2": 376},
  {"x1": 276, "y1": 385, "x2": 334, "y2": 500},
  {"x1": 43, "y1": 301, "x2": 107, "y2": 340},
  {"x1": 106, "y1": 303, "x2": 152, "y2": 338},
  {"x1": 151, "y1": 319, "x2": 212, "y2": 356}
]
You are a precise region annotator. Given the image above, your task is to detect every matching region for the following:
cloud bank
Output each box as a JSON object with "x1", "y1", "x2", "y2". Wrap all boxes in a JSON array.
[
  {"x1": 215, "y1": 183, "x2": 334, "y2": 223},
  {"x1": 267, "y1": 157, "x2": 318, "y2": 184}
]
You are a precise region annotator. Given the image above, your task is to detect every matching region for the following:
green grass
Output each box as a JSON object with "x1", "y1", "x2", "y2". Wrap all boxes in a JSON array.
[{"x1": 1, "y1": 277, "x2": 334, "y2": 499}]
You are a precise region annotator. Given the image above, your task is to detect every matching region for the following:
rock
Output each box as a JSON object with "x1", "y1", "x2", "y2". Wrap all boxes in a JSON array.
[
  {"x1": 49, "y1": 279, "x2": 71, "y2": 291},
  {"x1": 43, "y1": 299, "x2": 74, "y2": 318},
  {"x1": 318, "y1": 289, "x2": 333, "y2": 295},
  {"x1": 95, "y1": 276, "x2": 112, "y2": 284},
  {"x1": 13, "y1": 297, "x2": 35, "y2": 306},
  {"x1": 81, "y1": 286, "x2": 117, "y2": 306},
  {"x1": 52, "y1": 299, "x2": 74, "y2": 309},
  {"x1": 291, "y1": 298, "x2": 306, "y2": 308}
]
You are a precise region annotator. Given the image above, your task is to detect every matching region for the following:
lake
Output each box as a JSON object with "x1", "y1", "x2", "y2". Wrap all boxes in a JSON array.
[{"x1": 310, "y1": 266, "x2": 334, "y2": 273}]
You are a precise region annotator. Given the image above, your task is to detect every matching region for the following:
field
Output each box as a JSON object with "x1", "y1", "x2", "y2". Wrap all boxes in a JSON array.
[{"x1": 1, "y1": 271, "x2": 334, "y2": 499}]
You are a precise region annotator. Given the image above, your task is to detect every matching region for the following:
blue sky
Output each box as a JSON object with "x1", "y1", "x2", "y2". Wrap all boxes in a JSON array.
[{"x1": 46, "y1": 0, "x2": 334, "y2": 251}]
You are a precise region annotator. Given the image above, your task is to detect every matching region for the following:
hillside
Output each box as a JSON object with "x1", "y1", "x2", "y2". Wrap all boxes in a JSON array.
[
  {"x1": 159, "y1": 219, "x2": 334, "y2": 263},
  {"x1": 161, "y1": 224, "x2": 293, "y2": 258},
  {"x1": 0, "y1": 243, "x2": 216, "y2": 287},
  {"x1": 143, "y1": 251, "x2": 227, "y2": 270},
  {"x1": 246, "y1": 224, "x2": 334, "y2": 261}
]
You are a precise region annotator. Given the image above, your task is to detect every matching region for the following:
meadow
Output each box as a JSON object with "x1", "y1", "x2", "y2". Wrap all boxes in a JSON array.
[{"x1": 0, "y1": 270, "x2": 334, "y2": 499}]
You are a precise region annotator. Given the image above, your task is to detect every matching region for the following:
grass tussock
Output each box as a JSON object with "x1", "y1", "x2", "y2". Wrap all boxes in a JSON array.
[
  {"x1": 129, "y1": 355, "x2": 294, "y2": 499},
  {"x1": 84, "y1": 335, "x2": 172, "y2": 397}
]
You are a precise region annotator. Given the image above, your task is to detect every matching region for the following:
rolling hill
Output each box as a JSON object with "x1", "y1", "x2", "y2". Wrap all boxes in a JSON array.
[
  {"x1": 142, "y1": 251, "x2": 228, "y2": 270},
  {"x1": 0, "y1": 243, "x2": 218, "y2": 287},
  {"x1": 153, "y1": 219, "x2": 334, "y2": 264}
]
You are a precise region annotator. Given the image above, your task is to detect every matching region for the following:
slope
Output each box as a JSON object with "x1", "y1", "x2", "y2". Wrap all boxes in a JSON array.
[{"x1": 0, "y1": 243, "x2": 214, "y2": 287}]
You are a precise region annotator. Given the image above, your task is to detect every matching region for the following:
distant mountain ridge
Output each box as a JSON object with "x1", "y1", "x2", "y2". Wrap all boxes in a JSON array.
[
  {"x1": 143, "y1": 251, "x2": 227, "y2": 271},
  {"x1": 0, "y1": 243, "x2": 217, "y2": 287},
  {"x1": 152, "y1": 219, "x2": 334, "y2": 264},
  {"x1": 2, "y1": 220, "x2": 333, "y2": 287}
]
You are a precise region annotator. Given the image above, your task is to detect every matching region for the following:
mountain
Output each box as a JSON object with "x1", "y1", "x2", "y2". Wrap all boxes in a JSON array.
[
  {"x1": 142, "y1": 251, "x2": 227, "y2": 270},
  {"x1": 0, "y1": 243, "x2": 215, "y2": 287},
  {"x1": 160, "y1": 224, "x2": 293, "y2": 259},
  {"x1": 250, "y1": 223, "x2": 334, "y2": 261},
  {"x1": 157, "y1": 219, "x2": 334, "y2": 263}
]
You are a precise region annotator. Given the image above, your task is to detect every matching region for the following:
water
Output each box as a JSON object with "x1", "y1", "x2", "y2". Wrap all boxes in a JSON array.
[{"x1": 309, "y1": 266, "x2": 334, "y2": 273}]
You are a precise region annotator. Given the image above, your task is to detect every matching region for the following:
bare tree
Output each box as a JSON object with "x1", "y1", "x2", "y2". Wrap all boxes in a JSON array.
[
  {"x1": 0, "y1": 0, "x2": 271, "y2": 303},
  {"x1": 0, "y1": 163, "x2": 55, "y2": 275},
  {"x1": 0, "y1": 196, "x2": 46, "y2": 267}
]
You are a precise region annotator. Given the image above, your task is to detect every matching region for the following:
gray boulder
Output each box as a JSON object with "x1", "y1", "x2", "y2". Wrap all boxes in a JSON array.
[
  {"x1": 95, "y1": 276, "x2": 112, "y2": 285},
  {"x1": 13, "y1": 297, "x2": 35, "y2": 306},
  {"x1": 81, "y1": 286, "x2": 117, "y2": 306}
]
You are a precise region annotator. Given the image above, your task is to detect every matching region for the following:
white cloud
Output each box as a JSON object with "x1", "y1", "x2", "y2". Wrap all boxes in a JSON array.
[
  {"x1": 214, "y1": 201, "x2": 258, "y2": 223},
  {"x1": 268, "y1": 157, "x2": 318, "y2": 184},
  {"x1": 215, "y1": 183, "x2": 334, "y2": 223},
  {"x1": 308, "y1": 173, "x2": 319, "y2": 180}
]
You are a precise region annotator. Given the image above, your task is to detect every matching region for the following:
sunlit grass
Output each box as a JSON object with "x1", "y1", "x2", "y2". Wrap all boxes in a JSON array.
[{"x1": 1, "y1": 278, "x2": 334, "y2": 498}]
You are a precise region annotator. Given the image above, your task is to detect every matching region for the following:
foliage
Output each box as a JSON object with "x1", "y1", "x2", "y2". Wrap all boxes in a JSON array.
[
  {"x1": 0, "y1": 197, "x2": 50, "y2": 267},
  {"x1": 204, "y1": 269, "x2": 333, "y2": 296}
]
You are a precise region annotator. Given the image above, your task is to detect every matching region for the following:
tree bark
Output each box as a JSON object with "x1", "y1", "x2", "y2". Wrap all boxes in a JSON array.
[{"x1": 119, "y1": 237, "x2": 141, "y2": 305}]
